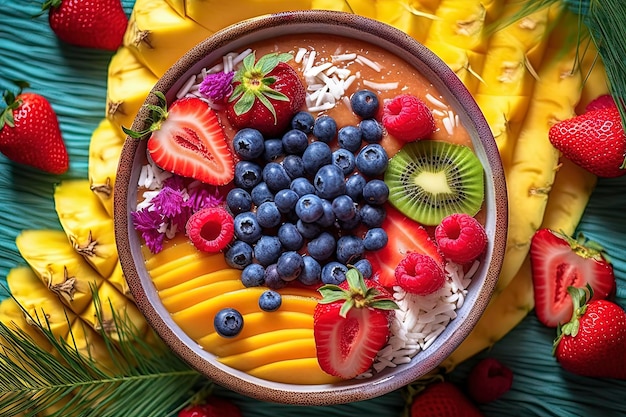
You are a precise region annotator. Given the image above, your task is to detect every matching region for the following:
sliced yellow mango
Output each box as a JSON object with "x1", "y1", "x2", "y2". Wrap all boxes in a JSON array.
[
  {"x1": 247, "y1": 357, "x2": 340, "y2": 385},
  {"x1": 210, "y1": 328, "x2": 314, "y2": 357},
  {"x1": 157, "y1": 268, "x2": 242, "y2": 301},
  {"x1": 218, "y1": 338, "x2": 318, "y2": 371}
]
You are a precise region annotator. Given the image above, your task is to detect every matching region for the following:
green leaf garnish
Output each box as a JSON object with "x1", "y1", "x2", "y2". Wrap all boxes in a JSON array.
[
  {"x1": 227, "y1": 51, "x2": 294, "y2": 124},
  {"x1": 317, "y1": 268, "x2": 399, "y2": 318}
]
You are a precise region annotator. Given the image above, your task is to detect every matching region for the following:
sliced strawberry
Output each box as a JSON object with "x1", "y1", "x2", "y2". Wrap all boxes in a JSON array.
[
  {"x1": 313, "y1": 269, "x2": 397, "y2": 379},
  {"x1": 366, "y1": 205, "x2": 444, "y2": 287},
  {"x1": 530, "y1": 229, "x2": 615, "y2": 328},
  {"x1": 147, "y1": 97, "x2": 234, "y2": 185},
  {"x1": 125, "y1": 94, "x2": 235, "y2": 186}
]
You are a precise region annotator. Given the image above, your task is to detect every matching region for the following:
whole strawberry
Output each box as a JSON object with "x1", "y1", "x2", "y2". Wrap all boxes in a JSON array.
[
  {"x1": 313, "y1": 268, "x2": 398, "y2": 379},
  {"x1": 42, "y1": 0, "x2": 127, "y2": 51},
  {"x1": 466, "y1": 358, "x2": 513, "y2": 404},
  {"x1": 226, "y1": 52, "x2": 306, "y2": 137},
  {"x1": 553, "y1": 286, "x2": 626, "y2": 379},
  {"x1": 410, "y1": 381, "x2": 484, "y2": 417},
  {"x1": 0, "y1": 86, "x2": 68, "y2": 174},
  {"x1": 178, "y1": 395, "x2": 242, "y2": 417},
  {"x1": 548, "y1": 105, "x2": 626, "y2": 178}
]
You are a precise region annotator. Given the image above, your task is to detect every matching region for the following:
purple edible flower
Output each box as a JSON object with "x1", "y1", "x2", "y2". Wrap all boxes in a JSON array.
[
  {"x1": 131, "y1": 209, "x2": 166, "y2": 254},
  {"x1": 199, "y1": 71, "x2": 235, "y2": 102}
]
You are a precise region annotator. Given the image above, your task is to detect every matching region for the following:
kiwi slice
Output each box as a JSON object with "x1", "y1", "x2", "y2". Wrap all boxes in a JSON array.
[{"x1": 384, "y1": 140, "x2": 484, "y2": 225}]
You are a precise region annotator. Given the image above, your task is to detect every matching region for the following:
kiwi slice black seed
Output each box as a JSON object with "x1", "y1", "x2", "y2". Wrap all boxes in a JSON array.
[{"x1": 384, "y1": 140, "x2": 484, "y2": 226}]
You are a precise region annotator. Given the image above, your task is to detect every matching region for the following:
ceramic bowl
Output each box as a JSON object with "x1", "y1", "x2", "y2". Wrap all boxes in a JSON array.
[{"x1": 114, "y1": 10, "x2": 507, "y2": 406}]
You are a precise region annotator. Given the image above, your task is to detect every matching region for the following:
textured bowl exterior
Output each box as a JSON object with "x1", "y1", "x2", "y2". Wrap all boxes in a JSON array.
[{"x1": 114, "y1": 10, "x2": 507, "y2": 406}]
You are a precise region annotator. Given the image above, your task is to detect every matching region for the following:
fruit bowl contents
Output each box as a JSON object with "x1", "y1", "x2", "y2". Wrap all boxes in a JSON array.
[{"x1": 115, "y1": 11, "x2": 507, "y2": 405}]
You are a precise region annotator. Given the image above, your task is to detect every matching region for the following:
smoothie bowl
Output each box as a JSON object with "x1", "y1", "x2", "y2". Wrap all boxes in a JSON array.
[{"x1": 114, "y1": 10, "x2": 507, "y2": 405}]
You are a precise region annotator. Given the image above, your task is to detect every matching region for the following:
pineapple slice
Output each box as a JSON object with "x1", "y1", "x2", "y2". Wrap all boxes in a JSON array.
[
  {"x1": 88, "y1": 118, "x2": 125, "y2": 218},
  {"x1": 54, "y1": 179, "x2": 118, "y2": 278},
  {"x1": 16, "y1": 230, "x2": 104, "y2": 315}
]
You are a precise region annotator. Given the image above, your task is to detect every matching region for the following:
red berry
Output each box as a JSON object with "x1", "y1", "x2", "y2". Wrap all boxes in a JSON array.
[
  {"x1": 435, "y1": 213, "x2": 487, "y2": 264},
  {"x1": 584, "y1": 94, "x2": 616, "y2": 112},
  {"x1": 186, "y1": 206, "x2": 234, "y2": 253},
  {"x1": 178, "y1": 396, "x2": 242, "y2": 417},
  {"x1": 394, "y1": 252, "x2": 445, "y2": 295},
  {"x1": 467, "y1": 358, "x2": 513, "y2": 404},
  {"x1": 382, "y1": 94, "x2": 435, "y2": 142}
]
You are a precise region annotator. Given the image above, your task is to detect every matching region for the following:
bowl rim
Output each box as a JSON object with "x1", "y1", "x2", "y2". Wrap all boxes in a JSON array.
[{"x1": 114, "y1": 9, "x2": 508, "y2": 406}]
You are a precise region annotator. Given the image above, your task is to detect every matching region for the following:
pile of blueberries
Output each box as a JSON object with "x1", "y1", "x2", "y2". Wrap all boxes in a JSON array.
[{"x1": 223, "y1": 90, "x2": 390, "y2": 290}]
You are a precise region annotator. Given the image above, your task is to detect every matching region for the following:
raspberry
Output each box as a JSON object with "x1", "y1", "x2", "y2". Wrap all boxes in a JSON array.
[
  {"x1": 467, "y1": 357, "x2": 514, "y2": 404},
  {"x1": 435, "y1": 213, "x2": 487, "y2": 264},
  {"x1": 186, "y1": 206, "x2": 234, "y2": 253},
  {"x1": 394, "y1": 252, "x2": 445, "y2": 295},
  {"x1": 382, "y1": 94, "x2": 435, "y2": 142}
]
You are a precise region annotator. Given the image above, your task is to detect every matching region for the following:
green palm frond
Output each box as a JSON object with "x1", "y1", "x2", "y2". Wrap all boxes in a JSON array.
[{"x1": 0, "y1": 289, "x2": 208, "y2": 417}]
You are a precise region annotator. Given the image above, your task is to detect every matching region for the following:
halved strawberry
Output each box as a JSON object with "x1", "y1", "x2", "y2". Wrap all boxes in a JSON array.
[
  {"x1": 125, "y1": 93, "x2": 234, "y2": 185},
  {"x1": 313, "y1": 269, "x2": 398, "y2": 379},
  {"x1": 530, "y1": 228, "x2": 615, "y2": 328},
  {"x1": 366, "y1": 205, "x2": 444, "y2": 287}
]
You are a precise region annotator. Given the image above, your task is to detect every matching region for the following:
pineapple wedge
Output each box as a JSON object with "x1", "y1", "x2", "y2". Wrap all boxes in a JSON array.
[
  {"x1": 16, "y1": 230, "x2": 104, "y2": 315},
  {"x1": 54, "y1": 179, "x2": 118, "y2": 278},
  {"x1": 124, "y1": 0, "x2": 213, "y2": 77},
  {"x1": 106, "y1": 46, "x2": 159, "y2": 135},
  {"x1": 88, "y1": 118, "x2": 125, "y2": 218}
]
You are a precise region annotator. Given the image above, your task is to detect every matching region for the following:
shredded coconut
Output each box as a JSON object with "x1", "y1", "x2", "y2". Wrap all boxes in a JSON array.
[{"x1": 360, "y1": 260, "x2": 478, "y2": 378}]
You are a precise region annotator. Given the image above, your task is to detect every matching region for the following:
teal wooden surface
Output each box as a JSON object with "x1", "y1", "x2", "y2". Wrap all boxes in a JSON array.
[{"x1": 1, "y1": 1, "x2": 625, "y2": 415}]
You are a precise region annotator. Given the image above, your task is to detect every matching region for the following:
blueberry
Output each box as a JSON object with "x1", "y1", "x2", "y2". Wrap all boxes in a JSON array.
[
  {"x1": 332, "y1": 194, "x2": 357, "y2": 221},
  {"x1": 258, "y1": 290, "x2": 282, "y2": 312},
  {"x1": 338, "y1": 210, "x2": 362, "y2": 231},
  {"x1": 277, "y1": 222, "x2": 304, "y2": 251},
  {"x1": 363, "y1": 227, "x2": 388, "y2": 251},
  {"x1": 317, "y1": 198, "x2": 336, "y2": 228},
  {"x1": 337, "y1": 125, "x2": 362, "y2": 153},
  {"x1": 296, "y1": 219, "x2": 321, "y2": 239},
  {"x1": 234, "y1": 160, "x2": 262, "y2": 190},
  {"x1": 224, "y1": 240, "x2": 254, "y2": 269},
  {"x1": 354, "y1": 258, "x2": 373, "y2": 279},
  {"x1": 359, "y1": 119, "x2": 383, "y2": 143},
  {"x1": 263, "y1": 162, "x2": 291, "y2": 192},
  {"x1": 233, "y1": 128, "x2": 265, "y2": 160},
  {"x1": 263, "y1": 138, "x2": 284, "y2": 161},
  {"x1": 336, "y1": 235, "x2": 364, "y2": 264},
  {"x1": 264, "y1": 263, "x2": 287, "y2": 290},
  {"x1": 274, "y1": 188, "x2": 299, "y2": 213},
  {"x1": 282, "y1": 154, "x2": 305, "y2": 179},
  {"x1": 362, "y1": 179, "x2": 389, "y2": 205},
  {"x1": 345, "y1": 173, "x2": 367, "y2": 201},
  {"x1": 214, "y1": 307, "x2": 243, "y2": 338},
  {"x1": 307, "y1": 231, "x2": 337, "y2": 261},
  {"x1": 314, "y1": 164, "x2": 346, "y2": 200},
  {"x1": 233, "y1": 212, "x2": 262, "y2": 244},
  {"x1": 282, "y1": 129, "x2": 309, "y2": 155},
  {"x1": 299, "y1": 255, "x2": 322, "y2": 286},
  {"x1": 290, "y1": 177, "x2": 316, "y2": 197},
  {"x1": 251, "y1": 182, "x2": 274, "y2": 206},
  {"x1": 256, "y1": 201, "x2": 282, "y2": 228},
  {"x1": 295, "y1": 193, "x2": 324, "y2": 223},
  {"x1": 360, "y1": 204, "x2": 386, "y2": 228},
  {"x1": 276, "y1": 251, "x2": 304, "y2": 281},
  {"x1": 356, "y1": 144, "x2": 388, "y2": 177},
  {"x1": 312, "y1": 115, "x2": 337, "y2": 143},
  {"x1": 321, "y1": 262, "x2": 348, "y2": 285},
  {"x1": 332, "y1": 148, "x2": 356, "y2": 176},
  {"x1": 241, "y1": 263, "x2": 265, "y2": 287},
  {"x1": 302, "y1": 141, "x2": 332, "y2": 175},
  {"x1": 291, "y1": 111, "x2": 315, "y2": 133},
  {"x1": 350, "y1": 89, "x2": 379, "y2": 119},
  {"x1": 253, "y1": 235, "x2": 282, "y2": 266},
  {"x1": 226, "y1": 187, "x2": 252, "y2": 215}
]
